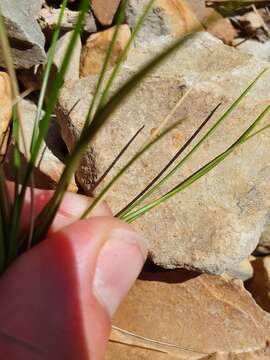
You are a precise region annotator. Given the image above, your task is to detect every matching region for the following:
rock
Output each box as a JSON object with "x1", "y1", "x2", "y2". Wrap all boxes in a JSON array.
[
  {"x1": 106, "y1": 275, "x2": 270, "y2": 359},
  {"x1": 186, "y1": 0, "x2": 238, "y2": 44},
  {"x1": 91, "y1": 0, "x2": 121, "y2": 26},
  {"x1": 0, "y1": 72, "x2": 12, "y2": 156},
  {"x1": 126, "y1": 0, "x2": 202, "y2": 45},
  {"x1": 5, "y1": 100, "x2": 77, "y2": 191},
  {"x1": 222, "y1": 257, "x2": 254, "y2": 282},
  {"x1": 53, "y1": 31, "x2": 82, "y2": 82},
  {"x1": 245, "y1": 256, "x2": 270, "y2": 313},
  {"x1": 25, "y1": 0, "x2": 43, "y2": 18},
  {"x1": 39, "y1": 7, "x2": 97, "y2": 37},
  {"x1": 238, "y1": 39, "x2": 270, "y2": 62},
  {"x1": 256, "y1": 220, "x2": 270, "y2": 255},
  {"x1": 0, "y1": 0, "x2": 46, "y2": 69},
  {"x1": 17, "y1": 68, "x2": 41, "y2": 91},
  {"x1": 80, "y1": 25, "x2": 131, "y2": 77},
  {"x1": 57, "y1": 32, "x2": 270, "y2": 274},
  {"x1": 234, "y1": 10, "x2": 269, "y2": 43}
]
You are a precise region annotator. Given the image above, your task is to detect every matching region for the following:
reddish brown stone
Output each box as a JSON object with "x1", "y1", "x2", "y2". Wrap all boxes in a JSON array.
[{"x1": 91, "y1": 0, "x2": 121, "y2": 26}]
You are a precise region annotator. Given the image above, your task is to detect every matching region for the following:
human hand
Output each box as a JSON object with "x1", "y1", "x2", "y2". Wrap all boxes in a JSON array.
[{"x1": 0, "y1": 187, "x2": 147, "y2": 359}]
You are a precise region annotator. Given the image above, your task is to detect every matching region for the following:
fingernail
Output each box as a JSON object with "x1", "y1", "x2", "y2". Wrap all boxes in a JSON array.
[{"x1": 93, "y1": 229, "x2": 148, "y2": 317}]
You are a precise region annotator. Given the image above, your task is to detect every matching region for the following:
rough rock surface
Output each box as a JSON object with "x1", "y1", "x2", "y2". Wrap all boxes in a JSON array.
[
  {"x1": 223, "y1": 257, "x2": 254, "y2": 282},
  {"x1": 57, "y1": 32, "x2": 270, "y2": 274},
  {"x1": 238, "y1": 39, "x2": 270, "y2": 62},
  {"x1": 0, "y1": 0, "x2": 46, "y2": 69},
  {"x1": 246, "y1": 256, "x2": 270, "y2": 313},
  {"x1": 39, "y1": 7, "x2": 97, "y2": 36},
  {"x1": 0, "y1": 72, "x2": 12, "y2": 156},
  {"x1": 186, "y1": 0, "x2": 237, "y2": 45},
  {"x1": 5, "y1": 100, "x2": 76, "y2": 191},
  {"x1": 80, "y1": 25, "x2": 131, "y2": 77},
  {"x1": 53, "y1": 31, "x2": 82, "y2": 82},
  {"x1": 91, "y1": 0, "x2": 121, "y2": 26},
  {"x1": 126, "y1": 0, "x2": 202, "y2": 45},
  {"x1": 107, "y1": 275, "x2": 270, "y2": 359},
  {"x1": 257, "y1": 222, "x2": 270, "y2": 255}
]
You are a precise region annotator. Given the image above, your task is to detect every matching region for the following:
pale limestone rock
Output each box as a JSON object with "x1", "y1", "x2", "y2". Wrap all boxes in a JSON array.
[
  {"x1": 126, "y1": 0, "x2": 202, "y2": 45},
  {"x1": 57, "y1": 32, "x2": 270, "y2": 273},
  {"x1": 39, "y1": 7, "x2": 97, "y2": 36},
  {"x1": 107, "y1": 275, "x2": 270, "y2": 359},
  {"x1": 53, "y1": 31, "x2": 82, "y2": 82},
  {"x1": 80, "y1": 25, "x2": 131, "y2": 77},
  {"x1": 222, "y1": 257, "x2": 255, "y2": 282},
  {"x1": 0, "y1": 72, "x2": 12, "y2": 156}
]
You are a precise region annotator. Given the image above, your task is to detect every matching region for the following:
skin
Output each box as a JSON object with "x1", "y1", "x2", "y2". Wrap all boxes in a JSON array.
[{"x1": 0, "y1": 187, "x2": 147, "y2": 359}]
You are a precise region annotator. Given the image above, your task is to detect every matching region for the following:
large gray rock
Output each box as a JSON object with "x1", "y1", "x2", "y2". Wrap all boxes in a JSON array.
[
  {"x1": 57, "y1": 32, "x2": 270, "y2": 274},
  {"x1": 0, "y1": 0, "x2": 46, "y2": 69}
]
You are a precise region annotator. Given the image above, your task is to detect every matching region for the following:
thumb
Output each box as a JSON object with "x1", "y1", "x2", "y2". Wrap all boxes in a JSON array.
[{"x1": 0, "y1": 217, "x2": 147, "y2": 360}]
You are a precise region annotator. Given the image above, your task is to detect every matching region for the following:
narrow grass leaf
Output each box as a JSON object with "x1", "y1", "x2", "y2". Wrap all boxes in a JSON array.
[
  {"x1": 97, "y1": 0, "x2": 156, "y2": 109},
  {"x1": 94, "y1": 125, "x2": 145, "y2": 189},
  {"x1": 120, "y1": 68, "x2": 268, "y2": 215},
  {"x1": 85, "y1": 0, "x2": 128, "y2": 125},
  {"x1": 117, "y1": 102, "x2": 222, "y2": 218},
  {"x1": 80, "y1": 120, "x2": 183, "y2": 219},
  {"x1": 123, "y1": 105, "x2": 270, "y2": 222},
  {"x1": 30, "y1": 0, "x2": 68, "y2": 152}
]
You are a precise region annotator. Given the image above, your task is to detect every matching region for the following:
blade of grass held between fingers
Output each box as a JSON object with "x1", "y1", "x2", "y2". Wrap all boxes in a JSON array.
[
  {"x1": 94, "y1": 85, "x2": 193, "y2": 191},
  {"x1": 97, "y1": 0, "x2": 156, "y2": 110},
  {"x1": 117, "y1": 102, "x2": 222, "y2": 218},
  {"x1": 80, "y1": 121, "x2": 183, "y2": 219},
  {"x1": 16, "y1": 0, "x2": 90, "y2": 251},
  {"x1": 118, "y1": 68, "x2": 269, "y2": 217},
  {"x1": 123, "y1": 105, "x2": 270, "y2": 223},
  {"x1": 26, "y1": 0, "x2": 68, "y2": 251},
  {"x1": 31, "y1": 22, "x2": 206, "y2": 243},
  {"x1": 85, "y1": 0, "x2": 128, "y2": 125},
  {"x1": 0, "y1": 13, "x2": 33, "y2": 262},
  {"x1": 30, "y1": 0, "x2": 68, "y2": 152},
  {"x1": 94, "y1": 125, "x2": 145, "y2": 190}
]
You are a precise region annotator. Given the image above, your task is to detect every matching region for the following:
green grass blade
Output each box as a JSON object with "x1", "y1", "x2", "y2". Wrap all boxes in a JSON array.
[
  {"x1": 7, "y1": 108, "x2": 22, "y2": 262},
  {"x1": 123, "y1": 104, "x2": 270, "y2": 222},
  {"x1": 117, "y1": 102, "x2": 221, "y2": 218},
  {"x1": 94, "y1": 125, "x2": 145, "y2": 189},
  {"x1": 119, "y1": 68, "x2": 268, "y2": 215},
  {"x1": 30, "y1": 0, "x2": 68, "y2": 152},
  {"x1": 1, "y1": 0, "x2": 88, "y2": 256},
  {"x1": 80, "y1": 120, "x2": 182, "y2": 219},
  {"x1": 97, "y1": 0, "x2": 156, "y2": 109},
  {"x1": 0, "y1": 13, "x2": 29, "y2": 261},
  {"x1": 29, "y1": 0, "x2": 89, "y2": 171},
  {"x1": 84, "y1": 0, "x2": 128, "y2": 125},
  {"x1": 16, "y1": 0, "x2": 89, "y2": 252}
]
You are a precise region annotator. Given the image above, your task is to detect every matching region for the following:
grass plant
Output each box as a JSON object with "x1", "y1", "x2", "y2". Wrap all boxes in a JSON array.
[{"x1": 0, "y1": 0, "x2": 269, "y2": 274}]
